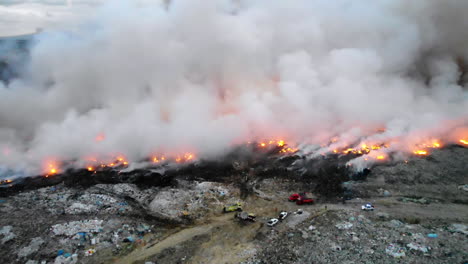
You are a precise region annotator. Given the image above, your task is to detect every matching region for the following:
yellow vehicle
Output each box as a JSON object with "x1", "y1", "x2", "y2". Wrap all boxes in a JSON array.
[{"x1": 223, "y1": 202, "x2": 242, "y2": 213}]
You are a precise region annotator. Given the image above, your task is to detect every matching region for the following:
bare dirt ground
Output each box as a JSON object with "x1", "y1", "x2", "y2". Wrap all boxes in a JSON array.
[{"x1": 113, "y1": 187, "x2": 468, "y2": 264}]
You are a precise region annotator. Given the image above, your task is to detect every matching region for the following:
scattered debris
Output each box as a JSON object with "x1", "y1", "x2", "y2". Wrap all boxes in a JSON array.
[
  {"x1": 407, "y1": 242, "x2": 430, "y2": 254},
  {"x1": 84, "y1": 248, "x2": 96, "y2": 256},
  {"x1": 51, "y1": 220, "x2": 104, "y2": 236},
  {"x1": 448, "y1": 223, "x2": 468, "y2": 235},
  {"x1": 376, "y1": 212, "x2": 389, "y2": 219},
  {"x1": 0, "y1": 226, "x2": 16, "y2": 244},
  {"x1": 400, "y1": 197, "x2": 430, "y2": 204},
  {"x1": 457, "y1": 184, "x2": 468, "y2": 192},
  {"x1": 54, "y1": 253, "x2": 78, "y2": 264},
  {"x1": 330, "y1": 243, "x2": 342, "y2": 251},
  {"x1": 387, "y1": 219, "x2": 404, "y2": 228},
  {"x1": 335, "y1": 222, "x2": 353, "y2": 230},
  {"x1": 18, "y1": 237, "x2": 45, "y2": 258},
  {"x1": 386, "y1": 244, "x2": 406, "y2": 258}
]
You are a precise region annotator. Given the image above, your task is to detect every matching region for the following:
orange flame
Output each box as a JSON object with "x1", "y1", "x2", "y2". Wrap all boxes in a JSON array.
[
  {"x1": 95, "y1": 133, "x2": 105, "y2": 142},
  {"x1": 44, "y1": 161, "x2": 59, "y2": 177},
  {"x1": 152, "y1": 155, "x2": 167, "y2": 163},
  {"x1": 413, "y1": 150, "x2": 428, "y2": 155},
  {"x1": 279, "y1": 147, "x2": 298, "y2": 153},
  {"x1": 460, "y1": 139, "x2": 468, "y2": 145}
]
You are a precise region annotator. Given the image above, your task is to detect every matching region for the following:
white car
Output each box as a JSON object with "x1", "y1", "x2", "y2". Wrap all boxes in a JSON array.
[
  {"x1": 361, "y1": 203, "x2": 375, "y2": 211},
  {"x1": 267, "y1": 218, "x2": 279, "y2": 227},
  {"x1": 279, "y1": 211, "x2": 288, "y2": 220}
]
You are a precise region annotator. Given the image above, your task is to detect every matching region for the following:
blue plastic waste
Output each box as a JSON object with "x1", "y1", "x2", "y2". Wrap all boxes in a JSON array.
[
  {"x1": 427, "y1": 233, "x2": 438, "y2": 238},
  {"x1": 64, "y1": 253, "x2": 71, "y2": 258},
  {"x1": 57, "y1": 249, "x2": 64, "y2": 256}
]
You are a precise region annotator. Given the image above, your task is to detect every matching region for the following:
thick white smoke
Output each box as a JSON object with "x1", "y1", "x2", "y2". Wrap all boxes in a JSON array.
[{"x1": 1, "y1": 0, "x2": 468, "y2": 175}]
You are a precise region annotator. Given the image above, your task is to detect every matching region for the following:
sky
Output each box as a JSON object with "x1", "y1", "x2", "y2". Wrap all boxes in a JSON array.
[{"x1": 0, "y1": 0, "x2": 108, "y2": 35}]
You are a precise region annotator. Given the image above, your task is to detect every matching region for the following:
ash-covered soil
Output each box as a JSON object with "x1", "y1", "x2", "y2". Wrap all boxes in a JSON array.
[{"x1": 0, "y1": 147, "x2": 467, "y2": 264}]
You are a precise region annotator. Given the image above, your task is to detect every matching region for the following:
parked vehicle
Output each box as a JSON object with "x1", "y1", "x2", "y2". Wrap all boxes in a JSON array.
[
  {"x1": 289, "y1": 193, "x2": 315, "y2": 205},
  {"x1": 296, "y1": 197, "x2": 314, "y2": 205},
  {"x1": 267, "y1": 218, "x2": 279, "y2": 227},
  {"x1": 235, "y1": 212, "x2": 256, "y2": 222},
  {"x1": 279, "y1": 211, "x2": 288, "y2": 220},
  {"x1": 223, "y1": 202, "x2": 242, "y2": 213},
  {"x1": 289, "y1": 193, "x2": 301, "y2": 201},
  {"x1": 361, "y1": 203, "x2": 375, "y2": 211}
]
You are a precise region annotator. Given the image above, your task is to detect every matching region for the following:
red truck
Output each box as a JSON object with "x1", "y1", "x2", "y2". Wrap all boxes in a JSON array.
[{"x1": 289, "y1": 192, "x2": 314, "y2": 205}]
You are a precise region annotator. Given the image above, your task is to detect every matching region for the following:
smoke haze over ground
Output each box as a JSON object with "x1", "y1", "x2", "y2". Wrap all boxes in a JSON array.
[{"x1": 0, "y1": 0, "x2": 468, "y2": 175}]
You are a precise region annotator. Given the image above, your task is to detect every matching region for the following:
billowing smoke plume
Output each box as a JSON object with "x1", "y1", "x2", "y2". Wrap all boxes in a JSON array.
[{"x1": 1, "y1": 0, "x2": 468, "y2": 176}]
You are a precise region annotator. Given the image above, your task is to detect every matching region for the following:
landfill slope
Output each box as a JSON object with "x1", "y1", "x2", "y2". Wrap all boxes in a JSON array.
[{"x1": 0, "y1": 147, "x2": 466, "y2": 264}]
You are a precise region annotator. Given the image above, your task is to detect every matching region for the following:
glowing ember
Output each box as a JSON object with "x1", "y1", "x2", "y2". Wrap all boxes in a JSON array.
[
  {"x1": 413, "y1": 150, "x2": 428, "y2": 155},
  {"x1": 152, "y1": 155, "x2": 167, "y2": 163},
  {"x1": 87, "y1": 166, "x2": 94, "y2": 171},
  {"x1": 175, "y1": 153, "x2": 196, "y2": 163},
  {"x1": 152, "y1": 153, "x2": 195, "y2": 164},
  {"x1": 46, "y1": 163, "x2": 58, "y2": 176},
  {"x1": 254, "y1": 139, "x2": 297, "y2": 154},
  {"x1": 184, "y1": 153, "x2": 194, "y2": 161},
  {"x1": 277, "y1": 140, "x2": 285, "y2": 147},
  {"x1": 376, "y1": 155, "x2": 385, "y2": 160},
  {"x1": 342, "y1": 148, "x2": 354, "y2": 154},
  {"x1": 279, "y1": 147, "x2": 298, "y2": 153},
  {"x1": 417, "y1": 139, "x2": 442, "y2": 149}
]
